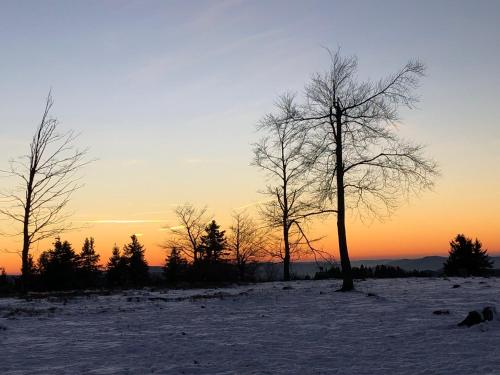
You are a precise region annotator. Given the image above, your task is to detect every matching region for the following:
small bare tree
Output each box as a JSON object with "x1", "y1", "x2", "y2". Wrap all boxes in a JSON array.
[
  {"x1": 164, "y1": 203, "x2": 208, "y2": 262},
  {"x1": 253, "y1": 94, "x2": 333, "y2": 281},
  {"x1": 0, "y1": 92, "x2": 90, "y2": 287},
  {"x1": 227, "y1": 210, "x2": 267, "y2": 280},
  {"x1": 298, "y1": 49, "x2": 439, "y2": 290}
]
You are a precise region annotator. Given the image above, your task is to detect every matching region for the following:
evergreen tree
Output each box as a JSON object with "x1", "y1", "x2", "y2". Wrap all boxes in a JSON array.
[
  {"x1": 198, "y1": 220, "x2": 228, "y2": 262},
  {"x1": 164, "y1": 247, "x2": 188, "y2": 283},
  {"x1": 79, "y1": 237, "x2": 100, "y2": 271},
  {"x1": 444, "y1": 234, "x2": 493, "y2": 276},
  {"x1": 0, "y1": 268, "x2": 7, "y2": 285},
  {"x1": 38, "y1": 237, "x2": 79, "y2": 290},
  {"x1": 106, "y1": 244, "x2": 127, "y2": 287},
  {"x1": 78, "y1": 237, "x2": 101, "y2": 287},
  {"x1": 0, "y1": 267, "x2": 9, "y2": 293},
  {"x1": 122, "y1": 235, "x2": 149, "y2": 286}
]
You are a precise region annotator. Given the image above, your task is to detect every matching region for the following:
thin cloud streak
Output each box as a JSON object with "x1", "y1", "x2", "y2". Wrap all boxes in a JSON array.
[{"x1": 77, "y1": 219, "x2": 166, "y2": 224}]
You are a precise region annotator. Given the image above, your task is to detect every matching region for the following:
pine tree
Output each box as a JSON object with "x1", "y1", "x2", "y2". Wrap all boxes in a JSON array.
[
  {"x1": 38, "y1": 237, "x2": 79, "y2": 290},
  {"x1": 122, "y1": 235, "x2": 149, "y2": 286},
  {"x1": 198, "y1": 220, "x2": 228, "y2": 262},
  {"x1": 164, "y1": 247, "x2": 188, "y2": 283},
  {"x1": 0, "y1": 267, "x2": 8, "y2": 293},
  {"x1": 0, "y1": 268, "x2": 7, "y2": 285},
  {"x1": 444, "y1": 234, "x2": 493, "y2": 276},
  {"x1": 78, "y1": 237, "x2": 101, "y2": 287},
  {"x1": 79, "y1": 238, "x2": 100, "y2": 272},
  {"x1": 106, "y1": 244, "x2": 126, "y2": 287}
]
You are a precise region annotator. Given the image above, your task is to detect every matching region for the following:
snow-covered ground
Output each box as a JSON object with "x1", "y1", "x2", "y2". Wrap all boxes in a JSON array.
[{"x1": 1, "y1": 278, "x2": 500, "y2": 374}]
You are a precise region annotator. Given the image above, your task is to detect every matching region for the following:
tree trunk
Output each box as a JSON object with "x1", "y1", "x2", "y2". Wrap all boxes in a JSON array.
[
  {"x1": 21, "y1": 232, "x2": 29, "y2": 291},
  {"x1": 335, "y1": 111, "x2": 354, "y2": 291},
  {"x1": 21, "y1": 172, "x2": 34, "y2": 292},
  {"x1": 283, "y1": 225, "x2": 291, "y2": 281}
]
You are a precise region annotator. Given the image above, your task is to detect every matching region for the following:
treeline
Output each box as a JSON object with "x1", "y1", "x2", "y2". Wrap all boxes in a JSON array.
[
  {"x1": 1, "y1": 232, "x2": 494, "y2": 294},
  {"x1": 315, "y1": 264, "x2": 435, "y2": 280},
  {"x1": 1, "y1": 219, "x2": 259, "y2": 293},
  {"x1": 1, "y1": 235, "x2": 149, "y2": 292}
]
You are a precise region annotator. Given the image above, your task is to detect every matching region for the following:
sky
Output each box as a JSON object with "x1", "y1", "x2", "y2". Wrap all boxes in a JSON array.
[{"x1": 1, "y1": 0, "x2": 499, "y2": 274}]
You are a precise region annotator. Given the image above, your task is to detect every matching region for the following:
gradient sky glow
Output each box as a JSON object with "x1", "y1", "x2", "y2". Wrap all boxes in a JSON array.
[{"x1": 1, "y1": 0, "x2": 500, "y2": 273}]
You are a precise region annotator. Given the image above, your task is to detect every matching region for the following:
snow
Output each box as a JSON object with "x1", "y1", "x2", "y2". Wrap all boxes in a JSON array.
[{"x1": 1, "y1": 278, "x2": 500, "y2": 374}]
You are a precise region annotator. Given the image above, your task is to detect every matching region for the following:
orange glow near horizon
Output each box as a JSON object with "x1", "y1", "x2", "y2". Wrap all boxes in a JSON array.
[{"x1": 1, "y1": 188, "x2": 499, "y2": 275}]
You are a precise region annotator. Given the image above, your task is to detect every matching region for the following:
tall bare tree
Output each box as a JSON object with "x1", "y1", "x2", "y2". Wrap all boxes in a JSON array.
[
  {"x1": 0, "y1": 92, "x2": 89, "y2": 287},
  {"x1": 164, "y1": 203, "x2": 208, "y2": 262},
  {"x1": 297, "y1": 50, "x2": 438, "y2": 290},
  {"x1": 253, "y1": 94, "x2": 333, "y2": 281},
  {"x1": 227, "y1": 210, "x2": 267, "y2": 280}
]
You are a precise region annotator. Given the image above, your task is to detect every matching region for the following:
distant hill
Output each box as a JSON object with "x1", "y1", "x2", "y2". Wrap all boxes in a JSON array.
[
  {"x1": 379, "y1": 256, "x2": 446, "y2": 271},
  {"x1": 356, "y1": 256, "x2": 500, "y2": 272},
  {"x1": 149, "y1": 255, "x2": 500, "y2": 279}
]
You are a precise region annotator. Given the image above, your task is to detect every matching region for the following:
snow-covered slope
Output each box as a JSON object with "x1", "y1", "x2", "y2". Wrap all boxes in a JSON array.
[{"x1": 1, "y1": 278, "x2": 499, "y2": 374}]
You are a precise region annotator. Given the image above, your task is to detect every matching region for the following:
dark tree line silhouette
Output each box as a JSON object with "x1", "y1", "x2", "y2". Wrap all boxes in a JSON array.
[
  {"x1": 0, "y1": 231, "x2": 496, "y2": 294},
  {"x1": 5, "y1": 235, "x2": 149, "y2": 291},
  {"x1": 0, "y1": 217, "x2": 262, "y2": 292},
  {"x1": 164, "y1": 219, "x2": 239, "y2": 284}
]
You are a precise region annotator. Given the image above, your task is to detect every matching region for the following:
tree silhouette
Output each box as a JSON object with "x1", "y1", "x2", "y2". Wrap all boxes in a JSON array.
[
  {"x1": 271, "y1": 49, "x2": 438, "y2": 290},
  {"x1": 78, "y1": 237, "x2": 101, "y2": 287},
  {"x1": 227, "y1": 211, "x2": 267, "y2": 280},
  {"x1": 0, "y1": 268, "x2": 7, "y2": 285},
  {"x1": 253, "y1": 94, "x2": 333, "y2": 281},
  {"x1": 122, "y1": 235, "x2": 149, "y2": 286},
  {"x1": 164, "y1": 247, "x2": 188, "y2": 283},
  {"x1": 164, "y1": 204, "x2": 208, "y2": 262},
  {"x1": 0, "y1": 92, "x2": 90, "y2": 290},
  {"x1": 106, "y1": 244, "x2": 127, "y2": 287},
  {"x1": 444, "y1": 234, "x2": 493, "y2": 276},
  {"x1": 38, "y1": 237, "x2": 79, "y2": 290},
  {"x1": 198, "y1": 220, "x2": 228, "y2": 262}
]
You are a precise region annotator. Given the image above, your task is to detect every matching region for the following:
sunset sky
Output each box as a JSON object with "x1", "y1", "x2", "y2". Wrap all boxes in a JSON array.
[{"x1": 1, "y1": 0, "x2": 499, "y2": 274}]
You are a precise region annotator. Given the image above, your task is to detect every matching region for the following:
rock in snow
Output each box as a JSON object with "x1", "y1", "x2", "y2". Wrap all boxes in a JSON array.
[{"x1": 458, "y1": 306, "x2": 498, "y2": 327}]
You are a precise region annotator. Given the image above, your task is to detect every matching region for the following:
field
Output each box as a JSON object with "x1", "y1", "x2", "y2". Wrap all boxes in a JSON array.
[{"x1": 1, "y1": 278, "x2": 500, "y2": 374}]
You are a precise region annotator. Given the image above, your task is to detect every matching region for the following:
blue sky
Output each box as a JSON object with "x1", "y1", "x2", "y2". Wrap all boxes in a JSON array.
[{"x1": 1, "y1": 0, "x2": 499, "y2": 270}]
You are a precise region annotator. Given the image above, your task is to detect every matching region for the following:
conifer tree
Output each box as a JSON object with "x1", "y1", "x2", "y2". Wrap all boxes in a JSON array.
[
  {"x1": 198, "y1": 220, "x2": 228, "y2": 262},
  {"x1": 123, "y1": 235, "x2": 149, "y2": 286},
  {"x1": 0, "y1": 268, "x2": 8, "y2": 293},
  {"x1": 79, "y1": 238, "x2": 100, "y2": 271},
  {"x1": 106, "y1": 244, "x2": 126, "y2": 287},
  {"x1": 78, "y1": 237, "x2": 101, "y2": 287},
  {"x1": 164, "y1": 247, "x2": 188, "y2": 283},
  {"x1": 38, "y1": 237, "x2": 79, "y2": 290},
  {"x1": 444, "y1": 234, "x2": 493, "y2": 276},
  {"x1": 0, "y1": 268, "x2": 7, "y2": 284}
]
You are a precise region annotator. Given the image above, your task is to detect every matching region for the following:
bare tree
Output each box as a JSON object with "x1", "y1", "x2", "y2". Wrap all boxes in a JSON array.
[
  {"x1": 296, "y1": 49, "x2": 439, "y2": 290},
  {"x1": 0, "y1": 92, "x2": 90, "y2": 288},
  {"x1": 253, "y1": 94, "x2": 333, "y2": 281},
  {"x1": 227, "y1": 210, "x2": 267, "y2": 280},
  {"x1": 164, "y1": 203, "x2": 208, "y2": 262}
]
